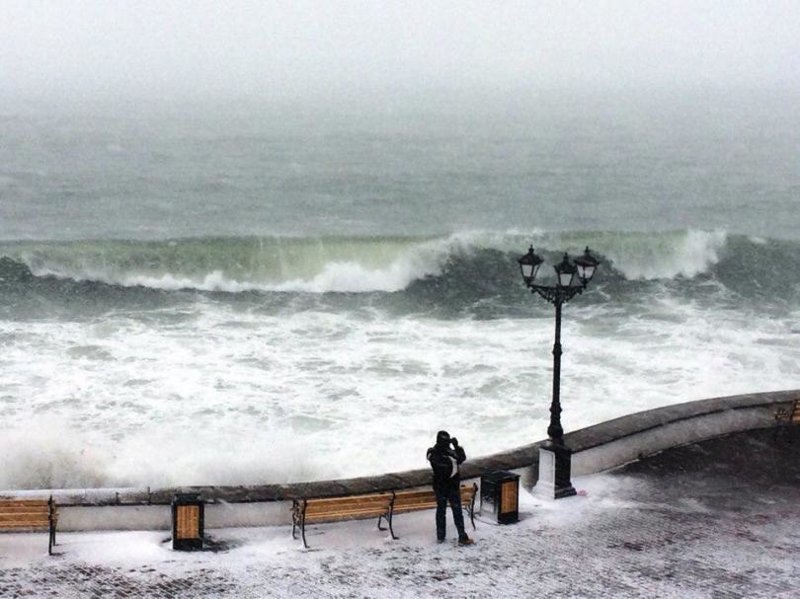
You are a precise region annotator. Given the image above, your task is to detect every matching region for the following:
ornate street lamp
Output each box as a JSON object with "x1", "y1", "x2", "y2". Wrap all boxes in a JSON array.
[{"x1": 518, "y1": 245, "x2": 599, "y2": 499}]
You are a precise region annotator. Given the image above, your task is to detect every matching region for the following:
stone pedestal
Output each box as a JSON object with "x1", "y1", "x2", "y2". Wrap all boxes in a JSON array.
[{"x1": 534, "y1": 443, "x2": 577, "y2": 500}]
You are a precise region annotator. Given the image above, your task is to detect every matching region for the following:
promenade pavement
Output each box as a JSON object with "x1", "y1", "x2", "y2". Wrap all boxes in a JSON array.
[{"x1": 1, "y1": 427, "x2": 798, "y2": 598}]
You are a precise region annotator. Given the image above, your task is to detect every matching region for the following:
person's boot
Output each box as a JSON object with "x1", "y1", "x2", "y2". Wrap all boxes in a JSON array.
[{"x1": 458, "y1": 535, "x2": 475, "y2": 546}]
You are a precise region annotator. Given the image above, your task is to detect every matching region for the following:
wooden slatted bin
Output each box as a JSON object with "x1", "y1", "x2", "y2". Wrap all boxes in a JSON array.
[
  {"x1": 172, "y1": 493, "x2": 204, "y2": 551},
  {"x1": 480, "y1": 471, "x2": 520, "y2": 524}
]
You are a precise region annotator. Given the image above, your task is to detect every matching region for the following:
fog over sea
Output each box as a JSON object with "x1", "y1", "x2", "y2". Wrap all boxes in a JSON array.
[{"x1": 1, "y1": 91, "x2": 799, "y2": 490}]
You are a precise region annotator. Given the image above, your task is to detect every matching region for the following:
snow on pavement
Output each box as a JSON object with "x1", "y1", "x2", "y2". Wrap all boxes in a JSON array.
[{"x1": 1, "y1": 430, "x2": 799, "y2": 598}]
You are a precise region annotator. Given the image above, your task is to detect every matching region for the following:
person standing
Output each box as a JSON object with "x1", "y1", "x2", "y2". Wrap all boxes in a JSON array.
[{"x1": 426, "y1": 430, "x2": 474, "y2": 545}]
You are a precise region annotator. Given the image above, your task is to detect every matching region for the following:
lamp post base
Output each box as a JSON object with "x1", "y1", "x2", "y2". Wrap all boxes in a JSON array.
[{"x1": 534, "y1": 443, "x2": 577, "y2": 500}]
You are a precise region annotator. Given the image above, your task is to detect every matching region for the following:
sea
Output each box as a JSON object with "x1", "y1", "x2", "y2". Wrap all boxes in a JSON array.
[{"x1": 1, "y1": 89, "x2": 798, "y2": 490}]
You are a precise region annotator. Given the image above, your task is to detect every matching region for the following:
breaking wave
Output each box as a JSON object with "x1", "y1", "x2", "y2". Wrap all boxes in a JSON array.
[{"x1": 1, "y1": 230, "x2": 798, "y2": 301}]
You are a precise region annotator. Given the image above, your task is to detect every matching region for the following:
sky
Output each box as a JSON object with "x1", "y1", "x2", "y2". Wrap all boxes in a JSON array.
[{"x1": 1, "y1": 1, "x2": 799, "y2": 104}]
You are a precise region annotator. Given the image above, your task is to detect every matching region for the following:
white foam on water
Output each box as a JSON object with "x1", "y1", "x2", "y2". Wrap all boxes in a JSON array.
[
  {"x1": 599, "y1": 229, "x2": 728, "y2": 280},
  {"x1": 274, "y1": 239, "x2": 449, "y2": 292},
  {"x1": 1, "y1": 293, "x2": 798, "y2": 489}
]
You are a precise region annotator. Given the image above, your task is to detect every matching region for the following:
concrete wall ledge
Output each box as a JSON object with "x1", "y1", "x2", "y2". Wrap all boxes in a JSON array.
[
  {"x1": 2, "y1": 389, "x2": 797, "y2": 531},
  {"x1": 567, "y1": 389, "x2": 798, "y2": 476}
]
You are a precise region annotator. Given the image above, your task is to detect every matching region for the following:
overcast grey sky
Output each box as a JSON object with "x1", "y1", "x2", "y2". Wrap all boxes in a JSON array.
[{"x1": 2, "y1": 1, "x2": 798, "y2": 102}]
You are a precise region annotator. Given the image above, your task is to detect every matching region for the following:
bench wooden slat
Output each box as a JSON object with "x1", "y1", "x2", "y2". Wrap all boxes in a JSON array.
[
  {"x1": 300, "y1": 493, "x2": 391, "y2": 503},
  {"x1": 303, "y1": 503, "x2": 387, "y2": 511},
  {"x1": 0, "y1": 516, "x2": 52, "y2": 525},
  {"x1": 304, "y1": 508, "x2": 388, "y2": 519},
  {"x1": 392, "y1": 495, "x2": 433, "y2": 503},
  {"x1": 0, "y1": 510, "x2": 53, "y2": 521},
  {"x1": 304, "y1": 505, "x2": 391, "y2": 518},
  {"x1": 395, "y1": 500, "x2": 436, "y2": 506},
  {"x1": 393, "y1": 504, "x2": 438, "y2": 511},
  {"x1": 305, "y1": 504, "x2": 389, "y2": 514},
  {"x1": 304, "y1": 510, "x2": 388, "y2": 523},
  {"x1": 392, "y1": 486, "x2": 476, "y2": 507},
  {"x1": 304, "y1": 495, "x2": 391, "y2": 509}
]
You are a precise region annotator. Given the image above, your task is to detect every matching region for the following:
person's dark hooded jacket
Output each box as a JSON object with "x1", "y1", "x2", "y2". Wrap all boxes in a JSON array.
[{"x1": 426, "y1": 430, "x2": 466, "y2": 493}]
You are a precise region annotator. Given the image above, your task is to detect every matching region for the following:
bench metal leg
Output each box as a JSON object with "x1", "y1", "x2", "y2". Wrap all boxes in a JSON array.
[
  {"x1": 387, "y1": 508, "x2": 398, "y2": 540},
  {"x1": 469, "y1": 483, "x2": 477, "y2": 529},
  {"x1": 387, "y1": 493, "x2": 399, "y2": 540},
  {"x1": 48, "y1": 496, "x2": 56, "y2": 555},
  {"x1": 48, "y1": 518, "x2": 56, "y2": 555},
  {"x1": 299, "y1": 500, "x2": 309, "y2": 549},
  {"x1": 290, "y1": 499, "x2": 310, "y2": 548},
  {"x1": 459, "y1": 483, "x2": 477, "y2": 530},
  {"x1": 378, "y1": 508, "x2": 398, "y2": 540},
  {"x1": 301, "y1": 519, "x2": 309, "y2": 549}
]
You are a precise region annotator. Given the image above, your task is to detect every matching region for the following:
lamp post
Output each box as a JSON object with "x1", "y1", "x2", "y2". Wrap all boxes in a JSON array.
[{"x1": 518, "y1": 246, "x2": 599, "y2": 499}]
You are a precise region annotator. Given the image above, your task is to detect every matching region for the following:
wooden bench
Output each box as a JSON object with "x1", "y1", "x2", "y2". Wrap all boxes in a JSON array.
[
  {"x1": 775, "y1": 399, "x2": 800, "y2": 426},
  {"x1": 292, "y1": 492, "x2": 393, "y2": 549},
  {"x1": 381, "y1": 483, "x2": 478, "y2": 539},
  {"x1": 291, "y1": 483, "x2": 478, "y2": 548},
  {"x1": 0, "y1": 497, "x2": 58, "y2": 555}
]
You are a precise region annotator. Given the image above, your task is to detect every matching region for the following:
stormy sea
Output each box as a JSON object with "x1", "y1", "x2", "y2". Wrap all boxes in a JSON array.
[{"x1": 1, "y1": 90, "x2": 798, "y2": 489}]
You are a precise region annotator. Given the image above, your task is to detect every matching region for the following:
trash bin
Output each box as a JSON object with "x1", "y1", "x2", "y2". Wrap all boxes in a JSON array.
[
  {"x1": 480, "y1": 470, "x2": 520, "y2": 524},
  {"x1": 172, "y1": 493, "x2": 204, "y2": 551}
]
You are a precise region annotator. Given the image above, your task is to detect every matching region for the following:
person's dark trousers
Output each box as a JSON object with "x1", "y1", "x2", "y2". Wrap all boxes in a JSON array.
[{"x1": 435, "y1": 485, "x2": 467, "y2": 541}]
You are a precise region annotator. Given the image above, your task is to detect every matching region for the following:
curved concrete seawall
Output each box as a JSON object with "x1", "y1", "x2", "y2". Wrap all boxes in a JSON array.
[{"x1": 3, "y1": 389, "x2": 798, "y2": 532}]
